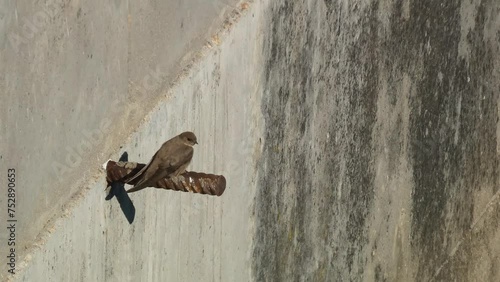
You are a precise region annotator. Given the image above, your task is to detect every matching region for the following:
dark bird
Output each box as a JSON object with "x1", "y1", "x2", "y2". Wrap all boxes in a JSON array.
[{"x1": 126, "y1": 131, "x2": 197, "y2": 193}]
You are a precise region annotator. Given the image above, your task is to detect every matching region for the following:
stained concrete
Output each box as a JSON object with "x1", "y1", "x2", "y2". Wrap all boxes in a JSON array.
[
  {"x1": 0, "y1": 0, "x2": 239, "y2": 280},
  {"x1": 253, "y1": 0, "x2": 500, "y2": 281},
  {"x1": 1, "y1": 0, "x2": 500, "y2": 281}
]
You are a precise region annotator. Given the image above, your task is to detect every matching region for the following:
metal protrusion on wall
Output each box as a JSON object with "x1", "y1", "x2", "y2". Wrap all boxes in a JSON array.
[{"x1": 104, "y1": 161, "x2": 226, "y2": 196}]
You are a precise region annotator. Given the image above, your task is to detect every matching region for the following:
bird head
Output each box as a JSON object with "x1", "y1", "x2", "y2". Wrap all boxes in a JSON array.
[{"x1": 179, "y1": 131, "x2": 198, "y2": 146}]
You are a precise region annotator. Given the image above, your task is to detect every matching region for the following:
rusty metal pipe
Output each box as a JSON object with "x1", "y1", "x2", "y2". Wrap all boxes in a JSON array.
[{"x1": 105, "y1": 161, "x2": 225, "y2": 196}]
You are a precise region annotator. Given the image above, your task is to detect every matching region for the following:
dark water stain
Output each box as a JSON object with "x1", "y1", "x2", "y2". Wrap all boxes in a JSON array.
[
  {"x1": 387, "y1": 0, "x2": 499, "y2": 280},
  {"x1": 253, "y1": 1, "x2": 379, "y2": 280},
  {"x1": 253, "y1": 0, "x2": 498, "y2": 281}
]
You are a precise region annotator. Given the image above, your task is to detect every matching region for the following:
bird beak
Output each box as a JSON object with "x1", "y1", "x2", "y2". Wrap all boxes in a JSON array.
[{"x1": 195, "y1": 141, "x2": 198, "y2": 145}]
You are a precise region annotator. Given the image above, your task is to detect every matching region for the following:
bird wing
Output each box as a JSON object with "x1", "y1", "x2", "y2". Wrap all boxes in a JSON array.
[
  {"x1": 168, "y1": 146, "x2": 193, "y2": 171},
  {"x1": 145, "y1": 145, "x2": 193, "y2": 185},
  {"x1": 126, "y1": 134, "x2": 180, "y2": 183},
  {"x1": 124, "y1": 151, "x2": 159, "y2": 183},
  {"x1": 127, "y1": 161, "x2": 177, "y2": 193},
  {"x1": 127, "y1": 154, "x2": 166, "y2": 193},
  {"x1": 127, "y1": 140, "x2": 194, "y2": 193}
]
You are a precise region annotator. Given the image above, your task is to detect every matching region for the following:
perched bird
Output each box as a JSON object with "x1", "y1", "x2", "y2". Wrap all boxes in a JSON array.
[{"x1": 126, "y1": 131, "x2": 198, "y2": 193}]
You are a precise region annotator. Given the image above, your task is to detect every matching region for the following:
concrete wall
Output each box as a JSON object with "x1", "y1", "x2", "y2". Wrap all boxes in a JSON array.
[
  {"x1": 2, "y1": 0, "x2": 265, "y2": 281},
  {"x1": 253, "y1": 0, "x2": 500, "y2": 281},
  {"x1": 2, "y1": 0, "x2": 500, "y2": 281},
  {"x1": 0, "y1": 0, "x2": 239, "y2": 280}
]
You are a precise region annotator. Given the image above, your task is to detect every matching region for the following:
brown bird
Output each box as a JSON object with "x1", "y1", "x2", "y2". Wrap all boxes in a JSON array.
[{"x1": 126, "y1": 131, "x2": 198, "y2": 193}]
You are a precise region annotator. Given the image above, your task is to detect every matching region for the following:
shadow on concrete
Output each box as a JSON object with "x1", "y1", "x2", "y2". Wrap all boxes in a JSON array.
[{"x1": 105, "y1": 152, "x2": 135, "y2": 224}]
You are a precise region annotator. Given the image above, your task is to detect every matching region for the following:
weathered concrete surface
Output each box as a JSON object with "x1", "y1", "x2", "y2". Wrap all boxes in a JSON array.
[
  {"x1": 253, "y1": 0, "x2": 500, "y2": 281},
  {"x1": 2, "y1": 0, "x2": 264, "y2": 281},
  {"x1": 0, "y1": 0, "x2": 239, "y2": 279},
  {"x1": 1, "y1": 0, "x2": 499, "y2": 281}
]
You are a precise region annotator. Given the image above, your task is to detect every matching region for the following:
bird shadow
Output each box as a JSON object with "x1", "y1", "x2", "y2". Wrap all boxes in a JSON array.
[{"x1": 105, "y1": 151, "x2": 135, "y2": 224}]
